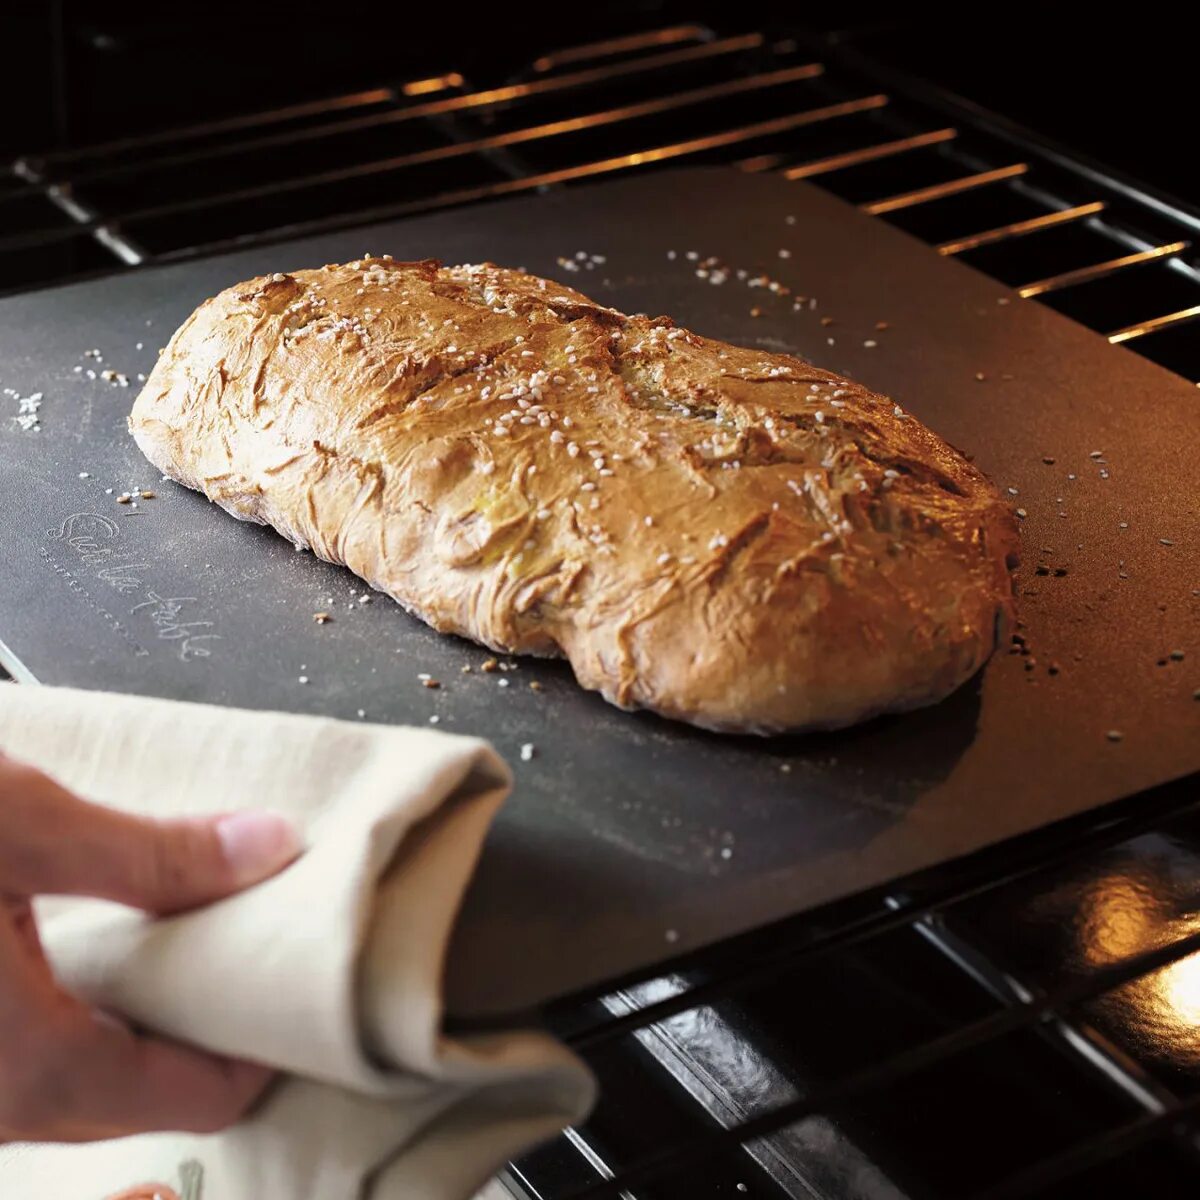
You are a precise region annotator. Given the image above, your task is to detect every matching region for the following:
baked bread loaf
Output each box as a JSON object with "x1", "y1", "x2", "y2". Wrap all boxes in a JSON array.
[{"x1": 130, "y1": 258, "x2": 1019, "y2": 733}]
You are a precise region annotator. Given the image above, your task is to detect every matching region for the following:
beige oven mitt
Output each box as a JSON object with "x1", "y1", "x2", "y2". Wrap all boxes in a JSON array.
[{"x1": 0, "y1": 684, "x2": 595, "y2": 1200}]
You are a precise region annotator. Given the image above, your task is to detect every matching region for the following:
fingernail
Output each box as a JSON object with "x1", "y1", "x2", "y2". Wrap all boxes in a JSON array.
[{"x1": 215, "y1": 811, "x2": 302, "y2": 886}]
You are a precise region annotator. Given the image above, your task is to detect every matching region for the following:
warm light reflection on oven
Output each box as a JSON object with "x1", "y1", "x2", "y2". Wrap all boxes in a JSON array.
[
  {"x1": 1080, "y1": 874, "x2": 1159, "y2": 964},
  {"x1": 1159, "y1": 953, "x2": 1200, "y2": 1029},
  {"x1": 1080, "y1": 873, "x2": 1200, "y2": 1067}
]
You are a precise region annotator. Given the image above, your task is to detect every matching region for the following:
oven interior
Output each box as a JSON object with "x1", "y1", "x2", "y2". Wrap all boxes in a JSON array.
[{"x1": 3, "y1": 10, "x2": 1199, "y2": 1199}]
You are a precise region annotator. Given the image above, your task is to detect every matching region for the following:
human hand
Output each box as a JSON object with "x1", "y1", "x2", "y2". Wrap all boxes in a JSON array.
[{"x1": 0, "y1": 752, "x2": 300, "y2": 1142}]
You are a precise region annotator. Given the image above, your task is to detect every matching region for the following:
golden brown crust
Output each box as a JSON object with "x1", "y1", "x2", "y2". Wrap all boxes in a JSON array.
[{"x1": 129, "y1": 257, "x2": 1019, "y2": 733}]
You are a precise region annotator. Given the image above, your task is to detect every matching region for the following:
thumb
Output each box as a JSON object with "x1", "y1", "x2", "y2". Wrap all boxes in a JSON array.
[
  {"x1": 133, "y1": 809, "x2": 303, "y2": 914},
  {"x1": 0, "y1": 759, "x2": 302, "y2": 913}
]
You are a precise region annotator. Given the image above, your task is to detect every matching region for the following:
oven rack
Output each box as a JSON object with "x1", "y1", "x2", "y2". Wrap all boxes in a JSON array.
[{"x1": 5, "y1": 22, "x2": 1198, "y2": 387}]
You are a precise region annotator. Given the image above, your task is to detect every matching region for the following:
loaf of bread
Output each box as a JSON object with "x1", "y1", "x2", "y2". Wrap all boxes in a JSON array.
[{"x1": 130, "y1": 258, "x2": 1018, "y2": 733}]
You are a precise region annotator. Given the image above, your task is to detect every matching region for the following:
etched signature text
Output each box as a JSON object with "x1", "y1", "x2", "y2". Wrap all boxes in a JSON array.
[
  {"x1": 128, "y1": 591, "x2": 219, "y2": 660},
  {"x1": 48, "y1": 512, "x2": 220, "y2": 662}
]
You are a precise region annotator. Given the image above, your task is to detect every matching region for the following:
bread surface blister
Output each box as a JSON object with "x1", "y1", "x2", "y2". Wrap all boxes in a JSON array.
[{"x1": 130, "y1": 257, "x2": 1019, "y2": 734}]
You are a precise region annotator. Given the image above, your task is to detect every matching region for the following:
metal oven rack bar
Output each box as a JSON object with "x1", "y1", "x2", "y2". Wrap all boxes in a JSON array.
[{"x1": 4, "y1": 21, "x2": 1197, "y2": 390}]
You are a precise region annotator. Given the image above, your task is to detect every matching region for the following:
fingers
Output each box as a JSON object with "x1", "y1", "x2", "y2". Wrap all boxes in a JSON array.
[
  {"x1": 0, "y1": 757, "x2": 300, "y2": 913},
  {"x1": 0, "y1": 1005, "x2": 274, "y2": 1142},
  {"x1": 0, "y1": 892, "x2": 64, "y2": 1030},
  {"x1": 0, "y1": 881, "x2": 274, "y2": 1144},
  {"x1": 1, "y1": 895, "x2": 47, "y2": 961},
  {"x1": 0, "y1": 757, "x2": 290, "y2": 1145},
  {"x1": 55, "y1": 1012, "x2": 275, "y2": 1140}
]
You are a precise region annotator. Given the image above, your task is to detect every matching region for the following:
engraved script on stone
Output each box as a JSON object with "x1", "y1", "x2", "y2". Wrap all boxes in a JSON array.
[{"x1": 47, "y1": 513, "x2": 220, "y2": 662}]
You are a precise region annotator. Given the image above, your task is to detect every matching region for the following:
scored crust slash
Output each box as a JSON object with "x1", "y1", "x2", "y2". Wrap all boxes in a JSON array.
[{"x1": 129, "y1": 257, "x2": 1019, "y2": 734}]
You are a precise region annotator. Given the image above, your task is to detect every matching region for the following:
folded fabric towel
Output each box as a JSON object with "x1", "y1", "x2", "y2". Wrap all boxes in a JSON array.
[{"x1": 0, "y1": 684, "x2": 595, "y2": 1200}]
